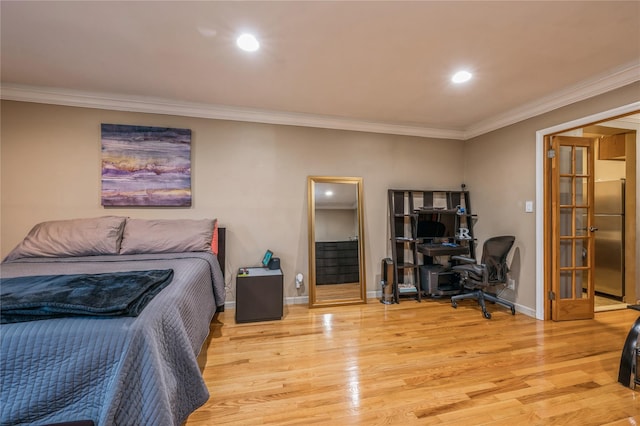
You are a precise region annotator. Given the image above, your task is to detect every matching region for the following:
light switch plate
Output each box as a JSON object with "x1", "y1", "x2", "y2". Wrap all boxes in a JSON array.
[{"x1": 525, "y1": 201, "x2": 534, "y2": 213}]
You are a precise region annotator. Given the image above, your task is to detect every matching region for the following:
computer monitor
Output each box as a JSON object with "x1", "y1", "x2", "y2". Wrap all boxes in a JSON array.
[{"x1": 417, "y1": 214, "x2": 456, "y2": 241}]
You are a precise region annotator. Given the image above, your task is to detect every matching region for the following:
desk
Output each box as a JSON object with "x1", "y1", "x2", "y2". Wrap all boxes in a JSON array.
[
  {"x1": 418, "y1": 243, "x2": 468, "y2": 297},
  {"x1": 418, "y1": 243, "x2": 469, "y2": 257}
]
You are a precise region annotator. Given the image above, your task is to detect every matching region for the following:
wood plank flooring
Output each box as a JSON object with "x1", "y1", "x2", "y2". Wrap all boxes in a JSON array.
[
  {"x1": 315, "y1": 282, "x2": 361, "y2": 301},
  {"x1": 186, "y1": 299, "x2": 640, "y2": 425}
]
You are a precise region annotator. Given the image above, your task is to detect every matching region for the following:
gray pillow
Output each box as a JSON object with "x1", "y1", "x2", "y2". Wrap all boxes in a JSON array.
[
  {"x1": 3, "y1": 216, "x2": 127, "y2": 261},
  {"x1": 119, "y1": 218, "x2": 215, "y2": 255}
]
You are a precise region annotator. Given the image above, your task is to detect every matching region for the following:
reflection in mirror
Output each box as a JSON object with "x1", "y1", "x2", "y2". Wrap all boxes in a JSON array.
[{"x1": 308, "y1": 176, "x2": 366, "y2": 307}]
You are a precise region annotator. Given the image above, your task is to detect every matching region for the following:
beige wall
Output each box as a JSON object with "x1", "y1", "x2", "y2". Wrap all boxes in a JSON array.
[
  {"x1": 2, "y1": 81, "x2": 638, "y2": 312},
  {"x1": 464, "y1": 81, "x2": 640, "y2": 314},
  {"x1": 0, "y1": 100, "x2": 465, "y2": 302},
  {"x1": 315, "y1": 209, "x2": 357, "y2": 242},
  {"x1": 595, "y1": 145, "x2": 626, "y2": 180}
]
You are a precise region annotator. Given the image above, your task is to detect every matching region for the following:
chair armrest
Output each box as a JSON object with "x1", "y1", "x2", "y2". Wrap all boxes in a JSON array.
[
  {"x1": 451, "y1": 255, "x2": 476, "y2": 264},
  {"x1": 478, "y1": 263, "x2": 489, "y2": 285}
]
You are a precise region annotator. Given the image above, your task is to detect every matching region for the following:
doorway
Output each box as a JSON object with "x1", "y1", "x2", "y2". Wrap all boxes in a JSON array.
[
  {"x1": 536, "y1": 103, "x2": 639, "y2": 320},
  {"x1": 545, "y1": 135, "x2": 597, "y2": 321},
  {"x1": 584, "y1": 125, "x2": 631, "y2": 312}
]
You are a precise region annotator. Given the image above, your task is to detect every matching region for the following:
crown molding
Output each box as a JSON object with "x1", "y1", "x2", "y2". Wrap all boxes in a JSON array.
[
  {"x1": 2, "y1": 61, "x2": 638, "y2": 141},
  {"x1": 0, "y1": 84, "x2": 465, "y2": 140},
  {"x1": 464, "y1": 61, "x2": 640, "y2": 139}
]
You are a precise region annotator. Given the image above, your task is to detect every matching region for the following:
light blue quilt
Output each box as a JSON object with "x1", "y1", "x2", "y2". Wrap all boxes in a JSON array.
[{"x1": 0, "y1": 252, "x2": 225, "y2": 426}]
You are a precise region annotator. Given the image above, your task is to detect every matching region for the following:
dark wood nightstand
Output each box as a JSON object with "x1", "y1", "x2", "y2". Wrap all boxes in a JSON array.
[{"x1": 235, "y1": 267, "x2": 283, "y2": 323}]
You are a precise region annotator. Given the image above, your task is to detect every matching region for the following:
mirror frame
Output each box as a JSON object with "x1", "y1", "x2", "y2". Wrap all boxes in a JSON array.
[{"x1": 307, "y1": 176, "x2": 366, "y2": 308}]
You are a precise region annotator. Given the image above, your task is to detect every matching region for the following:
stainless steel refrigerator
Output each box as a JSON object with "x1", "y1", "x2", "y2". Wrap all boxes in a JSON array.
[{"x1": 594, "y1": 179, "x2": 625, "y2": 299}]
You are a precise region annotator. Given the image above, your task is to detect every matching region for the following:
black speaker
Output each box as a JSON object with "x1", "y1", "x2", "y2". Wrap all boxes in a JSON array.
[
  {"x1": 381, "y1": 258, "x2": 394, "y2": 304},
  {"x1": 268, "y1": 257, "x2": 280, "y2": 270}
]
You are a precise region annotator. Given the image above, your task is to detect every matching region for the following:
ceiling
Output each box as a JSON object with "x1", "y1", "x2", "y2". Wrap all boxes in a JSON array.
[
  {"x1": 314, "y1": 182, "x2": 358, "y2": 210},
  {"x1": 1, "y1": 1, "x2": 639, "y2": 140}
]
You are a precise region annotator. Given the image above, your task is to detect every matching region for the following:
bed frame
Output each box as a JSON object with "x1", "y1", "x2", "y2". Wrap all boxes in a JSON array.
[{"x1": 218, "y1": 227, "x2": 226, "y2": 278}]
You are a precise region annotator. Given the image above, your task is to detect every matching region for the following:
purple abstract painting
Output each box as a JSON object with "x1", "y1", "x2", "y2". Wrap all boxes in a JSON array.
[{"x1": 101, "y1": 124, "x2": 192, "y2": 207}]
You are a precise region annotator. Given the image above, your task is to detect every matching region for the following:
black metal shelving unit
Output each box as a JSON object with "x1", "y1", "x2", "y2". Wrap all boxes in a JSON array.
[
  {"x1": 387, "y1": 186, "x2": 477, "y2": 302},
  {"x1": 388, "y1": 190, "x2": 421, "y2": 303}
]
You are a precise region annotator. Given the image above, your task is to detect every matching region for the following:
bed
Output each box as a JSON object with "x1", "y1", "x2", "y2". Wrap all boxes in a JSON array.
[{"x1": 0, "y1": 216, "x2": 226, "y2": 426}]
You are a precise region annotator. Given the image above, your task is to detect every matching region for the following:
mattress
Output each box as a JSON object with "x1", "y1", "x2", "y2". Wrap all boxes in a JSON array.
[{"x1": 0, "y1": 252, "x2": 225, "y2": 426}]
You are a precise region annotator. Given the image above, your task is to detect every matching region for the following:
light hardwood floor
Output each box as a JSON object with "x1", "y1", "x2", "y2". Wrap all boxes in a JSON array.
[
  {"x1": 315, "y1": 282, "x2": 361, "y2": 301},
  {"x1": 186, "y1": 299, "x2": 640, "y2": 425}
]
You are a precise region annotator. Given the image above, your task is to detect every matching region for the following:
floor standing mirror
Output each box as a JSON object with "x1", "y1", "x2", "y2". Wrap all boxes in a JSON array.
[{"x1": 308, "y1": 176, "x2": 366, "y2": 307}]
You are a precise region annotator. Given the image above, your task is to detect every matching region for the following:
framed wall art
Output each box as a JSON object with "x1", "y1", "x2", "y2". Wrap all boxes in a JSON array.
[{"x1": 101, "y1": 124, "x2": 192, "y2": 207}]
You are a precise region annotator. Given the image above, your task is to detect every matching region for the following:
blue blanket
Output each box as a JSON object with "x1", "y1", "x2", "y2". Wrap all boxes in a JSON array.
[
  {"x1": 1, "y1": 253, "x2": 221, "y2": 425},
  {"x1": 0, "y1": 269, "x2": 173, "y2": 323}
]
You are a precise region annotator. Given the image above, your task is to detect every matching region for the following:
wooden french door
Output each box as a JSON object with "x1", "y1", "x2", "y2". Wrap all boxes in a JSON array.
[{"x1": 548, "y1": 136, "x2": 596, "y2": 321}]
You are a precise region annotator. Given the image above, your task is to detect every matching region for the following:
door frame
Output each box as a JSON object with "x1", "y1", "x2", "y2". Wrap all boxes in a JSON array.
[{"x1": 535, "y1": 101, "x2": 640, "y2": 320}]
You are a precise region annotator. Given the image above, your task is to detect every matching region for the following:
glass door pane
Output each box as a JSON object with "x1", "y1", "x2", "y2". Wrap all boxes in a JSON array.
[{"x1": 551, "y1": 136, "x2": 595, "y2": 320}]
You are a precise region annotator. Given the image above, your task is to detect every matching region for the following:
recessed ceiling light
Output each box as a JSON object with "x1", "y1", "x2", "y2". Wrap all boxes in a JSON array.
[
  {"x1": 451, "y1": 70, "x2": 472, "y2": 84},
  {"x1": 236, "y1": 33, "x2": 259, "y2": 52},
  {"x1": 325, "y1": 191, "x2": 333, "y2": 197}
]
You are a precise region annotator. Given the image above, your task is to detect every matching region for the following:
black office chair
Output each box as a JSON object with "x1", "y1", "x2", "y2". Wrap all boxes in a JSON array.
[
  {"x1": 450, "y1": 235, "x2": 516, "y2": 319},
  {"x1": 618, "y1": 316, "x2": 640, "y2": 389}
]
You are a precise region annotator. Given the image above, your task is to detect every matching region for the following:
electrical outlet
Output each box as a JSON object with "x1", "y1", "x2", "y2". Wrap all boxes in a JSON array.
[{"x1": 507, "y1": 278, "x2": 516, "y2": 290}]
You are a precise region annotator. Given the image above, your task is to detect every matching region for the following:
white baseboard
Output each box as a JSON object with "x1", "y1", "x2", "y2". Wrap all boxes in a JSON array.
[
  {"x1": 224, "y1": 291, "x2": 536, "y2": 318},
  {"x1": 224, "y1": 295, "x2": 309, "y2": 310},
  {"x1": 285, "y1": 296, "x2": 309, "y2": 305}
]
